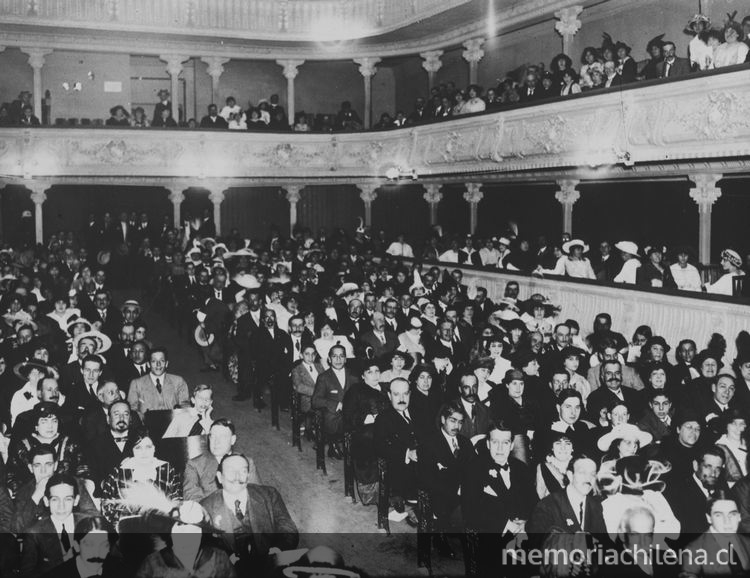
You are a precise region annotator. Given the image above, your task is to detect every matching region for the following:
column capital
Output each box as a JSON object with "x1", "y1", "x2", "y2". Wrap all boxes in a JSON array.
[
  {"x1": 209, "y1": 190, "x2": 226, "y2": 205},
  {"x1": 160, "y1": 54, "x2": 189, "y2": 77},
  {"x1": 284, "y1": 185, "x2": 303, "y2": 204},
  {"x1": 554, "y1": 5, "x2": 583, "y2": 37},
  {"x1": 201, "y1": 56, "x2": 230, "y2": 80},
  {"x1": 30, "y1": 190, "x2": 47, "y2": 205},
  {"x1": 358, "y1": 184, "x2": 378, "y2": 203},
  {"x1": 277, "y1": 59, "x2": 305, "y2": 80},
  {"x1": 420, "y1": 50, "x2": 444, "y2": 74},
  {"x1": 689, "y1": 173, "x2": 722, "y2": 207},
  {"x1": 462, "y1": 38, "x2": 485, "y2": 64},
  {"x1": 423, "y1": 184, "x2": 443, "y2": 204},
  {"x1": 555, "y1": 179, "x2": 581, "y2": 205},
  {"x1": 463, "y1": 182, "x2": 483, "y2": 204},
  {"x1": 21, "y1": 47, "x2": 52, "y2": 69},
  {"x1": 354, "y1": 57, "x2": 381, "y2": 78},
  {"x1": 168, "y1": 189, "x2": 186, "y2": 204}
]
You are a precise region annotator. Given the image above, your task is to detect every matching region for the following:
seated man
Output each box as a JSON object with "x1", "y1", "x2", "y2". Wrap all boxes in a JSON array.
[
  {"x1": 183, "y1": 418, "x2": 260, "y2": 501},
  {"x1": 312, "y1": 345, "x2": 357, "y2": 459},
  {"x1": 374, "y1": 378, "x2": 420, "y2": 516},
  {"x1": 13, "y1": 444, "x2": 98, "y2": 534},
  {"x1": 290, "y1": 344, "x2": 324, "y2": 435},
  {"x1": 127, "y1": 347, "x2": 189, "y2": 420},
  {"x1": 163, "y1": 383, "x2": 214, "y2": 437},
  {"x1": 12, "y1": 377, "x2": 77, "y2": 439},
  {"x1": 200, "y1": 454, "x2": 298, "y2": 573},
  {"x1": 87, "y1": 400, "x2": 139, "y2": 493},
  {"x1": 19, "y1": 473, "x2": 89, "y2": 578}
]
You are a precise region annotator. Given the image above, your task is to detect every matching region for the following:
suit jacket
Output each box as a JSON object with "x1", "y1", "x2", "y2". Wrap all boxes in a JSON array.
[
  {"x1": 418, "y1": 429, "x2": 475, "y2": 512},
  {"x1": 13, "y1": 477, "x2": 98, "y2": 534},
  {"x1": 681, "y1": 531, "x2": 750, "y2": 576},
  {"x1": 183, "y1": 452, "x2": 260, "y2": 501},
  {"x1": 251, "y1": 327, "x2": 292, "y2": 381},
  {"x1": 458, "y1": 399, "x2": 490, "y2": 439},
  {"x1": 199, "y1": 484, "x2": 298, "y2": 562},
  {"x1": 664, "y1": 474, "x2": 718, "y2": 542},
  {"x1": 527, "y1": 488, "x2": 607, "y2": 545},
  {"x1": 374, "y1": 406, "x2": 420, "y2": 499},
  {"x1": 20, "y1": 514, "x2": 86, "y2": 578},
  {"x1": 87, "y1": 428, "x2": 135, "y2": 488},
  {"x1": 126, "y1": 373, "x2": 190, "y2": 419},
  {"x1": 656, "y1": 57, "x2": 691, "y2": 79},
  {"x1": 463, "y1": 455, "x2": 537, "y2": 534},
  {"x1": 200, "y1": 115, "x2": 229, "y2": 129},
  {"x1": 585, "y1": 384, "x2": 645, "y2": 423},
  {"x1": 290, "y1": 360, "x2": 325, "y2": 398},
  {"x1": 312, "y1": 368, "x2": 357, "y2": 414},
  {"x1": 338, "y1": 315, "x2": 368, "y2": 341},
  {"x1": 358, "y1": 329, "x2": 399, "y2": 360}
]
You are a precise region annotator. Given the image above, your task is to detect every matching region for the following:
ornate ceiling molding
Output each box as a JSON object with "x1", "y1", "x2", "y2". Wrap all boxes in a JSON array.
[
  {"x1": 1, "y1": 69, "x2": 748, "y2": 185},
  {"x1": 0, "y1": 0, "x2": 616, "y2": 60}
]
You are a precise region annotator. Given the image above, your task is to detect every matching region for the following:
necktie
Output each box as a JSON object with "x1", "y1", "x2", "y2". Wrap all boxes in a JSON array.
[
  {"x1": 402, "y1": 412, "x2": 411, "y2": 424},
  {"x1": 100, "y1": 310, "x2": 107, "y2": 322},
  {"x1": 155, "y1": 378, "x2": 162, "y2": 394},
  {"x1": 451, "y1": 437, "x2": 459, "y2": 457},
  {"x1": 378, "y1": 332, "x2": 385, "y2": 345},
  {"x1": 665, "y1": 62, "x2": 672, "y2": 77},
  {"x1": 234, "y1": 499, "x2": 245, "y2": 521},
  {"x1": 308, "y1": 364, "x2": 314, "y2": 374},
  {"x1": 497, "y1": 463, "x2": 509, "y2": 471},
  {"x1": 579, "y1": 501, "x2": 585, "y2": 528},
  {"x1": 60, "y1": 524, "x2": 70, "y2": 552},
  {"x1": 295, "y1": 339, "x2": 301, "y2": 352},
  {"x1": 216, "y1": 290, "x2": 221, "y2": 299}
]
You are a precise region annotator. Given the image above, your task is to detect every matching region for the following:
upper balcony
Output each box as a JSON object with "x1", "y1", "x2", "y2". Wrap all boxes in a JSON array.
[{"x1": 1, "y1": 66, "x2": 749, "y2": 186}]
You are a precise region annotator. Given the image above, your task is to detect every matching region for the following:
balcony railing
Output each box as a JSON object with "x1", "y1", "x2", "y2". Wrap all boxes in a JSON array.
[
  {"x1": 0, "y1": 0, "x2": 471, "y2": 41},
  {"x1": 0, "y1": 67, "x2": 748, "y2": 182}
]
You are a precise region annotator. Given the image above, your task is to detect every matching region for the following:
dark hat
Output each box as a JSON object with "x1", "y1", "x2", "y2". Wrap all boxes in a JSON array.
[
  {"x1": 615, "y1": 41, "x2": 632, "y2": 54},
  {"x1": 472, "y1": 357, "x2": 495, "y2": 371},
  {"x1": 109, "y1": 105, "x2": 129, "y2": 117},
  {"x1": 513, "y1": 350, "x2": 539, "y2": 370},
  {"x1": 721, "y1": 407, "x2": 748, "y2": 430},
  {"x1": 646, "y1": 34, "x2": 666, "y2": 52},
  {"x1": 560, "y1": 346, "x2": 585, "y2": 360},
  {"x1": 503, "y1": 368, "x2": 525, "y2": 384},
  {"x1": 13, "y1": 360, "x2": 54, "y2": 381},
  {"x1": 33, "y1": 401, "x2": 60, "y2": 421},
  {"x1": 382, "y1": 350, "x2": 414, "y2": 370},
  {"x1": 694, "y1": 349, "x2": 724, "y2": 369},
  {"x1": 642, "y1": 335, "x2": 671, "y2": 354}
]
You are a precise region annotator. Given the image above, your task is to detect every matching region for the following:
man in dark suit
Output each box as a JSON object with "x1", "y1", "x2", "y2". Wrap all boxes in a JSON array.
[
  {"x1": 285, "y1": 314, "x2": 314, "y2": 365},
  {"x1": 519, "y1": 71, "x2": 541, "y2": 102},
  {"x1": 463, "y1": 421, "x2": 538, "y2": 576},
  {"x1": 337, "y1": 298, "x2": 368, "y2": 342},
  {"x1": 664, "y1": 446, "x2": 728, "y2": 548},
  {"x1": 19, "y1": 473, "x2": 88, "y2": 578},
  {"x1": 90, "y1": 289, "x2": 123, "y2": 340},
  {"x1": 586, "y1": 360, "x2": 645, "y2": 423},
  {"x1": 455, "y1": 372, "x2": 490, "y2": 439},
  {"x1": 112, "y1": 339, "x2": 149, "y2": 392},
  {"x1": 251, "y1": 308, "x2": 292, "y2": 412},
  {"x1": 472, "y1": 286, "x2": 495, "y2": 323},
  {"x1": 681, "y1": 491, "x2": 750, "y2": 576},
  {"x1": 183, "y1": 418, "x2": 260, "y2": 501},
  {"x1": 701, "y1": 375, "x2": 738, "y2": 441},
  {"x1": 358, "y1": 312, "x2": 398, "y2": 360},
  {"x1": 86, "y1": 400, "x2": 136, "y2": 491},
  {"x1": 591, "y1": 241, "x2": 622, "y2": 282},
  {"x1": 418, "y1": 400, "x2": 476, "y2": 558},
  {"x1": 312, "y1": 344, "x2": 358, "y2": 459},
  {"x1": 425, "y1": 319, "x2": 467, "y2": 367},
  {"x1": 67, "y1": 355, "x2": 108, "y2": 415},
  {"x1": 199, "y1": 103, "x2": 229, "y2": 129},
  {"x1": 375, "y1": 378, "x2": 420, "y2": 508},
  {"x1": 200, "y1": 454, "x2": 298, "y2": 574},
  {"x1": 232, "y1": 294, "x2": 262, "y2": 403},
  {"x1": 655, "y1": 41, "x2": 692, "y2": 78}
]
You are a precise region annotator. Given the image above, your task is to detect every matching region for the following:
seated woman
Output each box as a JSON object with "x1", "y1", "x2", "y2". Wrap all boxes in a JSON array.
[
  {"x1": 408, "y1": 365, "x2": 442, "y2": 438},
  {"x1": 152, "y1": 107, "x2": 177, "y2": 128},
  {"x1": 714, "y1": 408, "x2": 748, "y2": 487},
  {"x1": 488, "y1": 369, "x2": 542, "y2": 464},
  {"x1": 713, "y1": 22, "x2": 749, "y2": 68},
  {"x1": 293, "y1": 111, "x2": 311, "y2": 132},
  {"x1": 106, "y1": 105, "x2": 130, "y2": 127},
  {"x1": 342, "y1": 361, "x2": 390, "y2": 505},
  {"x1": 535, "y1": 431, "x2": 573, "y2": 499},
  {"x1": 560, "y1": 68, "x2": 582, "y2": 96},
  {"x1": 636, "y1": 245, "x2": 677, "y2": 290},
  {"x1": 101, "y1": 428, "x2": 182, "y2": 525},
  {"x1": 6, "y1": 402, "x2": 91, "y2": 496},
  {"x1": 130, "y1": 107, "x2": 150, "y2": 128},
  {"x1": 462, "y1": 85, "x2": 487, "y2": 114},
  {"x1": 706, "y1": 248, "x2": 745, "y2": 295},
  {"x1": 379, "y1": 350, "x2": 412, "y2": 386},
  {"x1": 597, "y1": 423, "x2": 653, "y2": 467},
  {"x1": 313, "y1": 320, "x2": 354, "y2": 369},
  {"x1": 561, "y1": 347, "x2": 593, "y2": 401}
]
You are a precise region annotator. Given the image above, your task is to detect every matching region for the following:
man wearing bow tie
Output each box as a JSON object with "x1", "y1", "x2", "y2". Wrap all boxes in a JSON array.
[
  {"x1": 463, "y1": 421, "x2": 537, "y2": 575},
  {"x1": 87, "y1": 401, "x2": 137, "y2": 492}
]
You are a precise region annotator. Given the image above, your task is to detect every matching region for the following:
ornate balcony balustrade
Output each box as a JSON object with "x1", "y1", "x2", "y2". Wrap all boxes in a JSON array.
[
  {"x1": 0, "y1": 0, "x2": 471, "y2": 42},
  {"x1": 0, "y1": 67, "x2": 748, "y2": 184}
]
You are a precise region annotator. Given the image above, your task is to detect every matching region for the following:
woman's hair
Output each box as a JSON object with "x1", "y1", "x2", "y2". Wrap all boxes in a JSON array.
[{"x1": 580, "y1": 46, "x2": 599, "y2": 64}]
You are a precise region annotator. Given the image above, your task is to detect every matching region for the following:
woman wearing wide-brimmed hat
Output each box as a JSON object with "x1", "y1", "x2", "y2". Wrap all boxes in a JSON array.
[
  {"x1": 613, "y1": 241, "x2": 641, "y2": 284},
  {"x1": 636, "y1": 245, "x2": 677, "y2": 290}
]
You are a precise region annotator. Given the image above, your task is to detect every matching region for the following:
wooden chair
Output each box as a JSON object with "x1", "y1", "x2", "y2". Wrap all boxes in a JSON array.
[
  {"x1": 269, "y1": 379, "x2": 280, "y2": 431},
  {"x1": 464, "y1": 528, "x2": 480, "y2": 578},
  {"x1": 377, "y1": 457, "x2": 390, "y2": 534},
  {"x1": 291, "y1": 392, "x2": 302, "y2": 451},
  {"x1": 416, "y1": 489, "x2": 433, "y2": 572},
  {"x1": 313, "y1": 409, "x2": 327, "y2": 475},
  {"x1": 343, "y1": 431, "x2": 356, "y2": 503},
  {"x1": 733, "y1": 275, "x2": 745, "y2": 297}
]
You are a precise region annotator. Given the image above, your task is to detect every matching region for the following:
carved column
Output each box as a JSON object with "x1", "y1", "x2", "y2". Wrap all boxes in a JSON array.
[
  {"x1": 554, "y1": 6, "x2": 583, "y2": 57},
  {"x1": 284, "y1": 185, "x2": 302, "y2": 232},
  {"x1": 209, "y1": 189, "x2": 226, "y2": 237},
  {"x1": 423, "y1": 184, "x2": 443, "y2": 226},
  {"x1": 161, "y1": 54, "x2": 189, "y2": 122},
  {"x1": 21, "y1": 48, "x2": 52, "y2": 121},
  {"x1": 555, "y1": 179, "x2": 581, "y2": 236},
  {"x1": 27, "y1": 182, "x2": 49, "y2": 244},
  {"x1": 462, "y1": 39, "x2": 485, "y2": 85},
  {"x1": 420, "y1": 50, "x2": 443, "y2": 91},
  {"x1": 689, "y1": 174, "x2": 723, "y2": 265},
  {"x1": 354, "y1": 57, "x2": 381, "y2": 129},
  {"x1": 358, "y1": 184, "x2": 378, "y2": 227},
  {"x1": 277, "y1": 60, "x2": 304, "y2": 127},
  {"x1": 167, "y1": 188, "x2": 185, "y2": 228},
  {"x1": 463, "y1": 183, "x2": 483, "y2": 234},
  {"x1": 201, "y1": 57, "x2": 229, "y2": 106}
]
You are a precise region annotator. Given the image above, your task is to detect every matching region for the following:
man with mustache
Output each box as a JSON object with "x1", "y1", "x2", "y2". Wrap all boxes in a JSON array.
[
  {"x1": 586, "y1": 359, "x2": 645, "y2": 425},
  {"x1": 87, "y1": 400, "x2": 136, "y2": 492},
  {"x1": 374, "y1": 378, "x2": 420, "y2": 521},
  {"x1": 455, "y1": 372, "x2": 489, "y2": 439}
]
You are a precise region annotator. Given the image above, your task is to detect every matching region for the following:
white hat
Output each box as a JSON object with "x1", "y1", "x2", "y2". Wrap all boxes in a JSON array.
[
  {"x1": 498, "y1": 237, "x2": 511, "y2": 246},
  {"x1": 597, "y1": 424, "x2": 652, "y2": 451},
  {"x1": 194, "y1": 325, "x2": 214, "y2": 347},
  {"x1": 234, "y1": 273, "x2": 260, "y2": 290},
  {"x1": 614, "y1": 241, "x2": 639, "y2": 257},
  {"x1": 73, "y1": 329, "x2": 112, "y2": 355},
  {"x1": 336, "y1": 282, "x2": 359, "y2": 296},
  {"x1": 562, "y1": 239, "x2": 589, "y2": 254}
]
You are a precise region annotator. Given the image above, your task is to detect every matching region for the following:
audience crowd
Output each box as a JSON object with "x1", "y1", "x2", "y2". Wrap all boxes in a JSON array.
[
  {"x1": 2, "y1": 13, "x2": 749, "y2": 132},
  {"x1": 0, "y1": 205, "x2": 747, "y2": 577}
]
